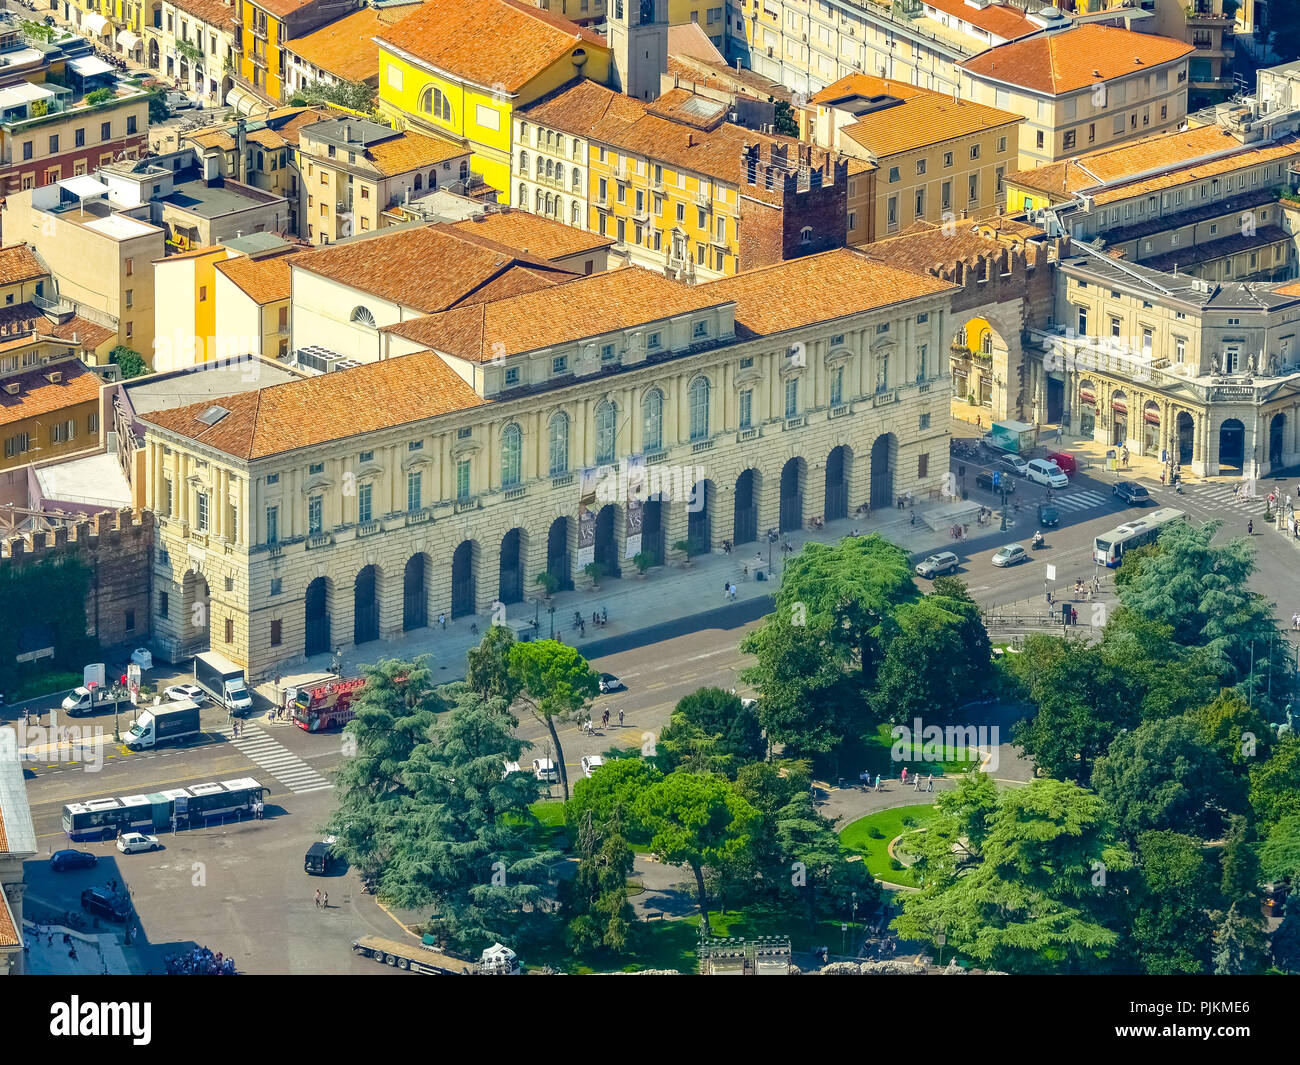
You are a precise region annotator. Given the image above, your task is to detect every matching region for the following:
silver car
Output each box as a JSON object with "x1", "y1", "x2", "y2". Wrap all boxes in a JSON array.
[
  {"x1": 991, "y1": 544, "x2": 1027, "y2": 567},
  {"x1": 915, "y1": 551, "x2": 959, "y2": 578}
]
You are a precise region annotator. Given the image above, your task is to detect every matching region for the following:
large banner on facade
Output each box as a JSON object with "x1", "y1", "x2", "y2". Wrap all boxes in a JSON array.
[
  {"x1": 624, "y1": 455, "x2": 646, "y2": 559},
  {"x1": 576, "y1": 467, "x2": 598, "y2": 569}
]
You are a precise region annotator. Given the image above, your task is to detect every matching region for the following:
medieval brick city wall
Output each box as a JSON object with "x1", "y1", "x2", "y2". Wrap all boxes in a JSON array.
[{"x1": 0, "y1": 507, "x2": 153, "y2": 652}]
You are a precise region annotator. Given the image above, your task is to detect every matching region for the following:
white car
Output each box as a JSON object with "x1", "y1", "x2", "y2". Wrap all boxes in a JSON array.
[
  {"x1": 991, "y1": 544, "x2": 1027, "y2": 567},
  {"x1": 580, "y1": 755, "x2": 605, "y2": 778},
  {"x1": 503, "y1": 760, "x2": 522, "y2": 779},
  {"x1": 531, "y1": 758, "x2": 558, "y2": 783},
  {"x1": 1025, "y1": 459, "x2": 1069, "y2": 489},
  {"x1": 117, "y1": 832, "x2": 160, "y2": 854},
  {"x1": 999, "y1": 454, "x2": 1030, "y2": 478},
  {"x1": 164, "y1": 683, "x2": 207, "y2": 704}
]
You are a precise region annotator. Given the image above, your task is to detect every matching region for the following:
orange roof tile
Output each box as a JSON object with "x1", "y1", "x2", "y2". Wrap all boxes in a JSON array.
[
  {"x1": 284, "y1": 6, "x2": 395, "y2": 83},
  {"x1": 1006, "y1": 126, "x2": 1300, "y2": 205},
  {"x1": 449, "y1": 210, "x2": 613, "y2": 260},
  {"x1": 959, "y1": 24, "x2": 1194, "y2": 95},
  {"x1": 215, "y1": 250, "x2": 304, "y2": 304},
  {"x1": 840, "y1": 93, "x2": 1022, "y2": 158},
  {"x1": 522, "y1": 79, "x2": 821, "y2": 187},
  {"x1": 364, "y1": 127, "x2": 466, "y2": 176},
  {"x1": 0, "y1": 357, "x2": 101, "y2": 430},
  {"x1": 810, "y1": 73, "x2": 929, "y2": 107},
  {"x1": 375, "y1": 0, "x2": 604, "y2": 94},
  {"x1": 0, "y1": 244, "x2": 46, "y2": 287},
  {"x1": 702, "y1": 248, "x2": 957, "y2": 337},
  {"x1": 140, "y1": 351, "x2": 486, "y2": 459},
  {"x1": 922, "y1": 0, "x2": 1037, "y2": 41},
  {"x1": 291, "y1": 225, "x2": 573, "y2": 311},
  {"x1": 380, "y1": 267, "x2": 727, "y2": 359},
  {"x1": 172, "y1": 0, "x2": 237, "y2": 32},
  {"x1": 48, "y1": 315, "x2": 116, "y2": 350}
]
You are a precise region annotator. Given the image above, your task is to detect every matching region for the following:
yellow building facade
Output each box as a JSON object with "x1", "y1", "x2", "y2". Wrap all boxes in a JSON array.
[{"x1": 374, "y1": 0, "x2": 610, "y2": 197}]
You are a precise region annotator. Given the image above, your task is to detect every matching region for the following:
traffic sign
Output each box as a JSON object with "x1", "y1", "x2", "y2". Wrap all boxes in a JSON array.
[{"x1": 1046, "y1": 564, "x2": 1057, "y2": 581}]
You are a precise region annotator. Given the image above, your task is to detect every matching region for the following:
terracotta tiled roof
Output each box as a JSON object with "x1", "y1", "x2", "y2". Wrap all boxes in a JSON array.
[
  {"x1": 0, "y1": 357, "x2": 101, "y2": 430},
  {"x1": 449, "y1": 210, "x2": 613, "y2": 260},
  {"x1": 959, "y1": 24, "x2": 1194, "y2": 95},
  {"x1": 702, "y1": 248, "x2": 957, "y2": 337},
  {"x1": 0, "y1": 244, "x2": 46, "y2": 287},
  {"x1": 247, "y1": 0, "x2": 327, "y2": 19},
  {"x1": 284, "y1": 6, "x2": 395, "y2": 83},
  {"x1": 840, "y1": 93, "x2": 1022, "y2": 158},
  {"x1": 185, "y1": 106, "x2": 335, "y2": 156},
  {"x1": 48, "y1": 315, "x2": 116, "y2": 350},
  {"x1": 139, "y1": 350, "x2": 486, "y2": 459},
  {"x1": 1006, "y1": 126, "x2": 1300, "y2": 205},
  {"x1": 215, "y1": 250, "x2": 303, "y2": 304},
  {"x1": 863, "y1": 219, "x2": 1020, "y2": 273},
  {"x1": 365, "y1": 127, "x2": 466, "y2": 176},
  {"x1": 922, "y1": 0, "x2": 1038, "y2": 41},
  {"x1": 172, "y1": 0, "x2": 237, "y2": 32},
  {"x1": 1139, "y1": 224, "x2": 1291, "y2": 272},
  {"x1": 291, "y1": 225, "x2": 573, "y2": 311},
  {"x1": 0, "y1": 890, "x2": 16, "y2": 950},
  {"x1": 380, "y1": 266, "x2": 729, "y2": 360},
  {"x1": 665, "y1": 54, "x2": 793, "y2": 103},
  {"x1": 809, "y1": 74, "x2": 929, "y2": 107},
  {"x1": 375, "y1": 0, "x2": 604, "y2": 94},
  {"x1": 522, "y1": 79, "x2": 816, "y2": 187}
]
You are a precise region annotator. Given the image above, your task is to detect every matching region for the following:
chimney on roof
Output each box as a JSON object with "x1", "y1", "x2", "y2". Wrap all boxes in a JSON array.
[
  {"x1": 687, "y1": 132, "x2": 695, "y2": 147},
  {"x1": 345, "y1": 124, "x2": 352, "y2": 143}
]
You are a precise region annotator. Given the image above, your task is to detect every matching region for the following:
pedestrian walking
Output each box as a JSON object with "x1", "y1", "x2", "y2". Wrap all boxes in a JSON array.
[
  {"x1": 901, "y1": 766, "x2": 908, "y2": 785},
  {"x1": 874, "y1": 774, "x2": 882, "y2": 792},
  {"x1": 314, "y1": 890, "x2": 321, "y2": 909},
  {"x1": 913, "y1": 774, "x2": 921, "y2": 791},
  {"x1": 926, "y1": 774, "x2": 933, "y2": 792},
  {"x1": 439, "y1": 613, "x2": 447, "y2": 629},
  {"x1": 322, "y1": 892, "x2": 328, "y2": 909},
  {"x1": 1160, "y1": 469, "x2": 1166, "y2": 486},
  {"x1": 618, "y1": 708, "x2": 624, "y2": 727}
]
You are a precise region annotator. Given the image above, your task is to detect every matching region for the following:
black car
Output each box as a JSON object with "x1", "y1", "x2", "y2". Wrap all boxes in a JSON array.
[
  {"x1": 305, "y1": 841, "x2": 335, "y2": 876},
  {"x1": 80, "y1": 887, "x2": 131, "y2": 922},
  {"x1": 1113, "y1": 481, "x2": 1151, "y2": 505},
  {"x1": 51, "y1": 849, "x2": 98, "y2": 873},
  {"x1": 1038, "y1": 503, "x2": 1059, "y2": 527},
  {"x1": 975, "y1": 471, "x2": 1015, "y2": 494}
]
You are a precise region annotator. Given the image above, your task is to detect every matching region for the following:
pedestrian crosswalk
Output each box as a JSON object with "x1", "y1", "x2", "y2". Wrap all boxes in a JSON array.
[
  {"x1": 1045, "y1": 489, "x2": 1109, "y2": 514},
  {"x1": 1152, "y1": 481, "x2": 1273, "y2": 513},
  {"x1": 219, "y1": 724, "x2": 333, "y2": 794}
]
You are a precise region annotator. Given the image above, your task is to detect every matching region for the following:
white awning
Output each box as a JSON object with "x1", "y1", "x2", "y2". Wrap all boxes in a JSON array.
[
  {"x1": 57, "y1": 175, "x2": 110, "y2": 200},
  {"x1": 225, "y1": 86, "x2": 262, "y2": 116},
  {"x1": 83, "y1": 13, "x2": 108, "y2": 34},
  {"x1": 116, "y1": 30, "x2": 140, "y2": 51},
  {"x1": 70, "y1": 55, "x2": 115, "y2": 77}
]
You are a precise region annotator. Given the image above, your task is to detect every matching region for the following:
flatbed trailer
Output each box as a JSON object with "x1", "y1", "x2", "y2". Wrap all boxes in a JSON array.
[{"x1": 351, "y1": 935, "x2": 474, "y2": 974}]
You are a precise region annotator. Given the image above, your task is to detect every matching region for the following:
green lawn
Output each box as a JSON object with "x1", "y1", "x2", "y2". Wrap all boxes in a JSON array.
[
  {"x1": 853, "y1": 723, "x2": 981, "y2": 779},
  {"x1": 839, "y1": 804, "x2": 938, "y2": 888}
]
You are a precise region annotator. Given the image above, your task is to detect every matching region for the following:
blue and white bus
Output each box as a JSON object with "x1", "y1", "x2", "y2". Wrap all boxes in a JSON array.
[
  {"x1": 1093, "y1": 507, "x2": 1186, "y2": 567},
  {"x1": 62, "y1": 778, "x2": 267, "y2": 841}
]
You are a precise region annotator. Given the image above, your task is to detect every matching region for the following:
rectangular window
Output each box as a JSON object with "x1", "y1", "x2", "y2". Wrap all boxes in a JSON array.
[
  {"x1": 159, "y1": 591, "x2": 169, "y2": 619},
  {"x1": 309, "y1": 461, "x2": 324, "y2": 474},
  {"x1": 1077, "y1": 306, "x2": 1088, "y2": 334},
  {"x1": 456, "y1": 459, "x2": 471, "y2": 500},
  {"x1": 308, "y1": 495, "x2": 322, "y2": 535},
  {"x1": 830, "y1": 366, "x2": 843, "y2": 406},
  {"x1": 22, "y1": 141, "x2": 31, "y2": 161},
  {"x1": 784, "y1": 377, "x2": 799, "y2": 418},
  {"x1": 357, "y1": 482, "x2": 372, "y2": 523},
  {"x1": 271, "y1": 619, "x2": 282, "y2": 647},
  {"x1": 266, "y1": 505, "x2": 278, "y2": 544},
  {"x1": 919, "y1": 413, "x2": 931, "y2": 430},
  {"x1": 224, "y1": 618, "x2": 234, "y2": 644},
  {"x1": 918, "y1": 453, "x2": 929, "y2": 479},
  {"x1": 407, "y1": 471, "x2": 422, "y2": 512},
  {"x1": 270, "y1": 578, "x2": 282, "y2": 597},
  {"x1": 49, "y1": 135, "x2": 58, "y2": 153},
  {"x1": 915, "y1": 158, "x2": 926, "y2": 175},
  {"x1": 75, "y1": 127, "x2": 85, "y2": 147},
  {"x1": 266, "y1": 473, "x2": 279, "y2": 485},
  {"x1": 127, "y1": 115, "x2": 137, "y2": 135},
  {"x1": 196, "y1": 491, "x2": 210, "y2": 531},
  {"x1": 552, "y1": 355, "x2": 568, "y2": 374},
  {"x1": 739, "y1": 388, "x2": 753, "y2": 429},
  {"x1": 165, "y1": 478, "x2": 173, "y2": 516}
]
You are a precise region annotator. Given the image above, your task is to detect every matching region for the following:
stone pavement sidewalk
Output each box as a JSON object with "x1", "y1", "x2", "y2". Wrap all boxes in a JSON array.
[{"x1": 253, "y1": 504, "x2": 958, "y2": 702}]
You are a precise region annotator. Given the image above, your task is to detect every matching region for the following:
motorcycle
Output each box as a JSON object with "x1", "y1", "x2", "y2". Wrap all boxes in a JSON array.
[{"x1": 1031, "y1": 536, "x2": 1047, "y2": 551}]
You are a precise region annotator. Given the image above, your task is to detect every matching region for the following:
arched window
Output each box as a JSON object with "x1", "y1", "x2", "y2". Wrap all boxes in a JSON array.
[
  {"x1": 414, "y1": 172, "x2": 423, "y2": 191},
  {"x1": 642, "y1": 388, "x2": 663, "y2": 453},
  {"x1": 572, "y1": 137, "x2": 580, "y2": 159},
  {"x1": 459, "y1": 160, "x2": 469, "y2": 181},
  {"x1": 545, "y1": 194, "x2": 554, "y2": 216},
  {"x1": 800, "y1": 225, "x2": 813, "y2": 244},
  {"x1": 571, "y1": 167, "x2": 581, "y2": 191},
  {"x1": 535, "y1": 188, "x2": 543, "y2": 212},
  {"x1": 518, "y1": 182, "x2": 527, "y2": 206},
  {"x1": 419, "y1": 86, "x2": 452, "y2": 122},
  {"x1": 350, "y1": 306, "x2": 376, "y2": 328},
  {"x1": 688, "y1": 376, "x2": 710, "y2": 442},
  {"x1": 548, "y1": 412, "x2": 569, "y2": 476},
  {"x1": 519, "y1": 120, "x2": 528, "y2": 141},
  {"x1": 981, "y1": 331, "x2": 993, "y2": 355},
  {"x1": 535, "y1": 155, "x2": 543, "y2": 177},
  {"x1": 428, "y1": 170, "x2": 437, "y2": 188},
  {"x1": 545, "y1": 158, "x2": 554, "y2": 180},
  {"x1": 595, "y1": 400, "x2": 617, "y2": 464},
  {"x1": 501, "y1": 423, "x2": 522, "y2": 488},
  {"x1": 571, "y1": 201, "x2": 580, "y2": 226}
]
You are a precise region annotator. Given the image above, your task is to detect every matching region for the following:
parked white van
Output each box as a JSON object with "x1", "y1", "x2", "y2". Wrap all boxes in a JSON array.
[{"x1": 1026, "y1": 459, "x2": 1068, "y2": 488}]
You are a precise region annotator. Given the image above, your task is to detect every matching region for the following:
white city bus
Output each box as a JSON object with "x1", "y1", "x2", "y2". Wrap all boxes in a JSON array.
[{"x1": 1093, "y1": 508, "x2": 1186, "y2": 567}]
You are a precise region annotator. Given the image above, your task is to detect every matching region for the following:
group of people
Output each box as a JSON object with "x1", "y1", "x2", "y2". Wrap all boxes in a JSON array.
[
  {"x1": 165, "y1": 946, "x2": 236, "y2": 975},
  {"x1": 949, "y1": 523, "x2": 970, "y2": 540},
  {"x1": 858, "y1": 769, "x2": 934, "y2": 793},
  {"x1": 723, "y1": 582, "x2": 738, "y2": 601}
]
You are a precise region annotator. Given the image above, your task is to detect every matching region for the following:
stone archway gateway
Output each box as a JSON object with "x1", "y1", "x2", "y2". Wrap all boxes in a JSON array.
[
  {"x1": 304, "y1": 577, "x2": 331, "y2": 657},
  {"x1": 688, "y1": 479, "x2": 713, "y2": 552},
  {"x1": 779, "y1": 458, "x2": 804, "y2": 533},
  {"x1": 1270, "y1": 412, "x2": 1285, "y2": 470},
  {"x1": 499, "y1": 528, "x2": 525, "y2": 605},
  {"x1": 546, "y1": 517, "x2": 572, "y2": 591},
  {"x1": 403, "y1": 554, "x2": 428, "y2": 631},
  {"x1": 451, "y1": 541, "x2": 477, "y2": 618},
  {"x1": 1219, "y1": 418, "x2": 1245, "y2": 474},
  {"x1": 869, "y1": 434, "x2": 896, "y2": 511},
  {"x1": 733, "y1": 468, "x2": 759, "y2": 545},
  {"x1": 1177, "y1": 411, "x2": 1194, "y2": 466},
  {"x1": 594, "y1": 505, "x2": 621, "y2": 578},
  {"x1": 1142, "y1": 401, "x2": 1160, "y2": 456},
  {"x1": 353, "y1": 565, "x2": 379, "y2": 645},
  {"x1": 825, "y1": 445, "x2": 851, "y2": 522}
]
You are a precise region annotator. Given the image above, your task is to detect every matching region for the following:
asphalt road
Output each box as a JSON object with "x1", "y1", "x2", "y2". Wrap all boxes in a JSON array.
[{"x1": 16, "y1": 435, "x2": 1300, "y2": 972}]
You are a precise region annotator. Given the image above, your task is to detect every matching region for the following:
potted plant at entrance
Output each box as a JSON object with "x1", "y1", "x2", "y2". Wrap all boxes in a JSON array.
[
  {"x1": 534, "y1": 571, "x2": 559, "y2": 599},
  {"x1": 673, "y1": 539, "x2": 702, "y2": 568},
  {"x1": 632, "y1": 551, "x2": 654, "y2": 579},
  {"x1": 583, "y1": 561, "x2": 607, "y2": 589}
]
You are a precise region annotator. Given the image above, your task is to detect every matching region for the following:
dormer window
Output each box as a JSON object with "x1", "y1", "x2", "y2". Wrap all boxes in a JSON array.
[
  {"x1": 693, "y1": 320, "x2": 709, "y2": 339},
  {"x1": 504, "y1": 366, "x2": 519, "y2": 386},
  {"x1": 601, "y1": 342, "x2": 616, "y2": 361},
  {"x1": 553, "y1": 355, "x2": 568, "y2": 374}
]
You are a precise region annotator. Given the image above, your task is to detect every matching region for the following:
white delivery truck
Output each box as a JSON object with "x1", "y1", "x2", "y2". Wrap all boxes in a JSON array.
[
  {"x1": 124, "y1": 700, "x2": 202, "y2": 750},
  {"x1": 194, "y1": 651, "x2": 253, "y2": 717}
]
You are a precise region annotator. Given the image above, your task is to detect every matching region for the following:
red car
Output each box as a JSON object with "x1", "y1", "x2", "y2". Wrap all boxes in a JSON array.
[{"x1": 1046, "y1": 451, "x2": 1077, "y2": 476}]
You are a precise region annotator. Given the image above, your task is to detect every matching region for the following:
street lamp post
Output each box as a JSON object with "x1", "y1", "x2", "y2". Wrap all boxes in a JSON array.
[
  {"x1": 999, "y1": 479, "x2": 1009, "y2": 532},
  {"x1": 766, "y1": 528, "x2": 779, "y2": 573},
  {"x1": 548, "y1": 604, "x2": 556, "y2": 639},
  {"x1": 936, "y1": 932, "x2": 947, "y2": 968}
]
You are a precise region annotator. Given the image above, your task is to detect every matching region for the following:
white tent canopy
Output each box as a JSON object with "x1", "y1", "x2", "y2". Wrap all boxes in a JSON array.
[
  {"x1": 83, "y1": 13, "x2": 109, "y2": 34},
  {"x1": 69, "y1": 55, "x2": 115, "y2": 77},
  {"x1": 57, "y1": 175, "x2": 110, "y2": 200},
  {"x1": 116, "y1": 30, "x2": 141, "y2": 51}
]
